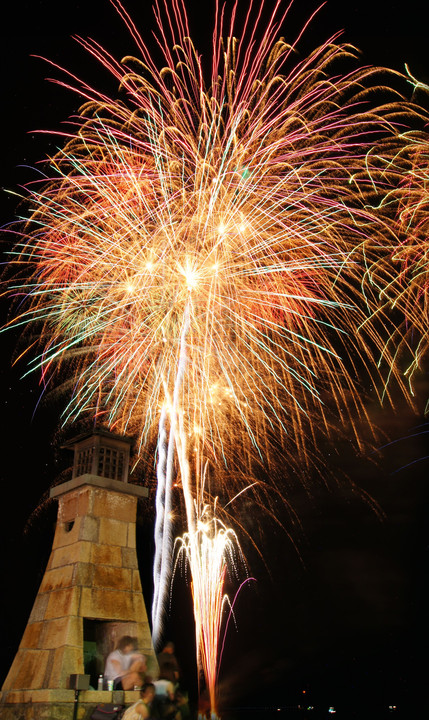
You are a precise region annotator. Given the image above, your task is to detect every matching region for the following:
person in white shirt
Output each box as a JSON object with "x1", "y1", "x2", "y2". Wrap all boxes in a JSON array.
[{"x1": 104, "y1": 636, "x2": 147, "y2": 690}]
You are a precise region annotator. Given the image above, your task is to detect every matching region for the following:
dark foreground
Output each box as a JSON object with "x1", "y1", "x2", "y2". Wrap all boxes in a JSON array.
[{"x1": 219, "y1": 705, "x2": 406, "y2": 720}]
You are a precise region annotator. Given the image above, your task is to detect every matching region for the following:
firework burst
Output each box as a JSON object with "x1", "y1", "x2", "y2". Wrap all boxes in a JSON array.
[{"x1": 3, "y1": 0, "x2": 419, "y2": 710}]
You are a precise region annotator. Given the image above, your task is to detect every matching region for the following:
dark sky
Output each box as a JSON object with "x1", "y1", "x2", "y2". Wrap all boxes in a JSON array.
[{"x1": 1, "y1": 1, "x2": 428, "y2": 716}]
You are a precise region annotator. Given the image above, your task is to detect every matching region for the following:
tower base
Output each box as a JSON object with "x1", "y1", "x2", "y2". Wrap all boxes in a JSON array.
[{"x1": 0, "y1": 688, "x2": 141, "y2": 719}]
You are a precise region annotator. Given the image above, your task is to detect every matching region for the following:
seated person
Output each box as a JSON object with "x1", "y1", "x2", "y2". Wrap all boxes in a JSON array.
[
  {"x1": 104, "y1": 635, "x2": 147, "y2": 690},
  {"x1": 122, "y1": 682, "x2": 156, "y2": 720},
  {"x1": 153, "y1": 661, "x2": 176, "y2": 702},
  {"x1": 151, "y1": 662, "x2": 178, "y2": 719}
]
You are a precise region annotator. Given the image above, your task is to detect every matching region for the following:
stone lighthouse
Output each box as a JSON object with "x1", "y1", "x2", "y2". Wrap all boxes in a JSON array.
[{"x1": 0, "y1": 429, "x2": 157, "y2": 719}]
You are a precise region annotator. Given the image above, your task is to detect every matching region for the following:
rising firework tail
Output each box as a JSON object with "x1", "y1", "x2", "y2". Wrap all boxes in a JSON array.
[{"x1": 2, "y1": 0, "x2": 426, "y2": 713}]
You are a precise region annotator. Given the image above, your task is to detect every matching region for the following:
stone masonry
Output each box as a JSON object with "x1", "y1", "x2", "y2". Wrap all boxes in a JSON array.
[{"x1": 0, "y1": 451, "x2": 157, "y2": 719}]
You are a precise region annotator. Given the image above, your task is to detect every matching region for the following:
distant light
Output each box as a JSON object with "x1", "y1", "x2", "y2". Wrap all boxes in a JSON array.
[{"x1": 328, "y1": 708, "x2": 336, "y2": 715}]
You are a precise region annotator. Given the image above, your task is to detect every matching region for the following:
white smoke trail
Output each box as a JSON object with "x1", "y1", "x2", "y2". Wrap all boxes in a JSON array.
[
  {"x1": 152, "y1": 302, "x2": 191, "y2": 647},
  {"x1": 152, "y1": 404, "x2": 167, "y2": 645}
]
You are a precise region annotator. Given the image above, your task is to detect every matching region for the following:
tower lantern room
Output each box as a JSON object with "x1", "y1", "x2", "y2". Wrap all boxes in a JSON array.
[{"x1": 68, "y1": 428, "x2": 132, "y2": 484}]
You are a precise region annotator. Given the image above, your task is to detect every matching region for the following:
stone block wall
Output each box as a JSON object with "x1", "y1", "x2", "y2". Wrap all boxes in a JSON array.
[{"x1": 1, "y1": 481, "x2": 155, "y2": 699}]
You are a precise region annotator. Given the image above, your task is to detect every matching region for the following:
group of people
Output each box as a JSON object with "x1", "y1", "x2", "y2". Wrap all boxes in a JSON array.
[
  {"x1": 103, "y1": 636, "x2": 191, "y2": 720},
  {"x1": 122, "y1": 682, "x2": 190, "y2": 720}
]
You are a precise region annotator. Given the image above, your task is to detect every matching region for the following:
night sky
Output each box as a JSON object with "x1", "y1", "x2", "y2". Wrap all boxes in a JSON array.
[{"x1": 1, "y1": 1, "x2": 428, "y2": 717}]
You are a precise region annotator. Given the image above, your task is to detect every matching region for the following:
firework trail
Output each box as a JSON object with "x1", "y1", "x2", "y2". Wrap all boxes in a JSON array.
[
  {"x1": 152, "y1": 302, "x2": 192, "y2": 642},
  {"x1": 3, "y1": 0, "x2": 418, "y2": 710},
  {"x1": 176, "y1": 503, "x2": 245, "y2": 717}
]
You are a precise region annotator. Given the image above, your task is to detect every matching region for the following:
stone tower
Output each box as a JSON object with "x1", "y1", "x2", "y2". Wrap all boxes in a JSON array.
[{"x1": 0, "y1": 429, "x2": 157, "y2": 719}]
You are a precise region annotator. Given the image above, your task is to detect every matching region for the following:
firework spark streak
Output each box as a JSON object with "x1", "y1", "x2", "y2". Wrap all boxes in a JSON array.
[
  {"x1": 359, "y1": 67, "x2": 429, "y2": 403},
  {"x1": 3, "y1": 0, "x2": 417, "y2": 711},
  {"x1": 369, "y1": 67, "x2": 429, "y2": 392},
  {"x1": 176, "y1": 506, "x2": 245, "y2": 717}
]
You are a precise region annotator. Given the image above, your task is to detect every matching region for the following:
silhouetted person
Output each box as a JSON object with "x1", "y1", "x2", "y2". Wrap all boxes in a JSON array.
[{"x1": 157, "y1": 641, "x2": 180, "y2": 681}]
